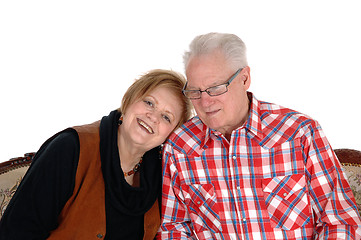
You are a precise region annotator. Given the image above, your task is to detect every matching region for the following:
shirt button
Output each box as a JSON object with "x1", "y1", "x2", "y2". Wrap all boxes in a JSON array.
[
  {"x1": 283, "y1": 193, "x2": 287, "y2": 197},
  {"x1": 197, "y1": 201, "x2": 201, "y2": 205},
  {"x1": 242, "y1": 218, "x2": 247, "y2": 222},
  {"x1": 97, "y1": 233, "x2": 104, "y2": 238},
  {"x1": 232, "y1": 155, "x2": 236, "y2": 159}
]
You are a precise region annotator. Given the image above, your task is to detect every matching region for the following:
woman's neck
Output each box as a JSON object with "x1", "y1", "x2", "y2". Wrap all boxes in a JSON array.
[{"x1": 117, "y1": 126, "x2": 145, "y2": 173}]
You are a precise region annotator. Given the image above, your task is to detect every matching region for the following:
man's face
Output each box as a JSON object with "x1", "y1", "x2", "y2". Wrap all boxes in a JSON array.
[{"x1": 185, "y1": 50, "x2": 251, "y2": 138}]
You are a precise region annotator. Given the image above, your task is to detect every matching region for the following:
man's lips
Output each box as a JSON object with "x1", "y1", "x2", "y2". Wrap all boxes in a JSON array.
[
  {"x1": 205, "y1": 109, "x2": 220, "y2": 116},
  {"x1": 137, "y1": 118, "x2": 154, "y2": 134}
]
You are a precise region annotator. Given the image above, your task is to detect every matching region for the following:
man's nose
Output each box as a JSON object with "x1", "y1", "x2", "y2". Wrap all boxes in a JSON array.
[{"x1": 199, "y1": 92, "x2": 213, "y2": 108}]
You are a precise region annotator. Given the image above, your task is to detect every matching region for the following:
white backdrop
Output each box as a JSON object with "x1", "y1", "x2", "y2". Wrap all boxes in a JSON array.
[{"x1": 1, "y1": 0, "x2": 360, "y2": 162}]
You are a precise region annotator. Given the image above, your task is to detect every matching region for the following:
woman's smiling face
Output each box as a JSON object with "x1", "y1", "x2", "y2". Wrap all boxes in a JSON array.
[{"x1": 121, "y1": 86, "x2": 182, "y2": 150}]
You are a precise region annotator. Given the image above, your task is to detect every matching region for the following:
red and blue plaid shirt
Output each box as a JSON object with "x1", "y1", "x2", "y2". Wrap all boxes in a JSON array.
[{"x1": 157, "y1": 93, "x2": 361, "y2": 240}]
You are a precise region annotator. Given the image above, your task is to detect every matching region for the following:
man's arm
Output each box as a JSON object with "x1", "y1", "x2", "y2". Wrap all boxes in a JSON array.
[
  {"x1": 156, "y1": 147, "x2": 197, "y2": 240},
  {"x1": 303, "y1": 120, "x2": 361, "y2": 239}
]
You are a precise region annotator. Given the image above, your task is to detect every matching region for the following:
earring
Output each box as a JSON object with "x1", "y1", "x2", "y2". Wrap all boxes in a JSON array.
[{"x1": 118, "y1": 116, "x2": 123, "y2": 125}]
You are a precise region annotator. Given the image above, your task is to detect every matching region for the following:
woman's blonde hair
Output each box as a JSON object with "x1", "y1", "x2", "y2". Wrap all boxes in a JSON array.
[{"x1": 119, "y1": 69, "x2": 193, "y2": 129}]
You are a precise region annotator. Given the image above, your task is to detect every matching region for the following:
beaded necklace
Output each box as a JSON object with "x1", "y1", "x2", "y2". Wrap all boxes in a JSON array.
[{"x1": 123, "y1": 157, "x2": 143, "y2": 177}]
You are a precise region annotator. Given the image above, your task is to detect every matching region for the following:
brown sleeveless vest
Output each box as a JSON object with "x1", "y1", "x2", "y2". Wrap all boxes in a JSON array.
[{"x1": 47, "y1": 121, "x2": 160, "y2": 239}]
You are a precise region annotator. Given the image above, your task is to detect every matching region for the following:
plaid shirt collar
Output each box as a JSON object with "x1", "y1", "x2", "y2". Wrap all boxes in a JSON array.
[{"x1": 201, "y1": 92, "x2": 264, "y2": 149}]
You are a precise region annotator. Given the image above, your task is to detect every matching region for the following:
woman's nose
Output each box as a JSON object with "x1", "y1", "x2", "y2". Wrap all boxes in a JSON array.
[{"x1": 146, "y1": 111, "x2": 160, "y2": 123}]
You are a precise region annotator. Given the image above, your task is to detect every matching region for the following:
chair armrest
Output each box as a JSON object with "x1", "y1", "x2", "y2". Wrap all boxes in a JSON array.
[
  {"x1": 0, "y1": 153, "x2": 35, "y2": 218},
  {"x1": 335, "y1": 148, "x2": 361, "y2": 216}
]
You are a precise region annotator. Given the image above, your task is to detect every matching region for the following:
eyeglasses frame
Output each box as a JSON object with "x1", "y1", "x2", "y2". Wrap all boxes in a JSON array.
[{"x1": 182, "y1": 67, "x2": 244, "y2": 99}]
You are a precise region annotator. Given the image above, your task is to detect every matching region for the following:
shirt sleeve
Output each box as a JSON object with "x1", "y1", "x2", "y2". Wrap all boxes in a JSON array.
[
  {"x1": 303, "y1": 120, "x2": 361, "y2": 239},
  {"x1": 0, "y1": 129, "x2": 79, "y2": 240},
  {"x1": 156, "y1": 145, "x2": 198, "y2": 240}
]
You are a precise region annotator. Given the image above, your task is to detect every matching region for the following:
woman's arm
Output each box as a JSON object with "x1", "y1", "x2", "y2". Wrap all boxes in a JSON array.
[{"x1": 0, "y1": 129, "x2": 79, "y2": 239}]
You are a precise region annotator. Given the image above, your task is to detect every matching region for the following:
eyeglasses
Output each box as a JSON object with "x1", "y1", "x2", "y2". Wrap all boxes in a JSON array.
[{"x1": 182, "y1": 68, "x2": 243, "y2": 99}]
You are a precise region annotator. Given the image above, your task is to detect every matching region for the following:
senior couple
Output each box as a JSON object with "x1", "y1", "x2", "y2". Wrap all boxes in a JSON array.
[{"x1": 1, "y1": 33, "x2": 360, "y2": 239}]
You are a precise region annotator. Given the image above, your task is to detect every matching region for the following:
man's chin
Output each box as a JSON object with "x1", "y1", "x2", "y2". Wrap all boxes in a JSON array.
[{"x1": 204, "y1": 120, "x2": 221, "y2": 131}]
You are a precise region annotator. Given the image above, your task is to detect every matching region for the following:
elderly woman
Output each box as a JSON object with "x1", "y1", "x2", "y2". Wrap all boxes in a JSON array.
[{"x1": 0, "y1": 69, "x2": 192, "y2": 239}]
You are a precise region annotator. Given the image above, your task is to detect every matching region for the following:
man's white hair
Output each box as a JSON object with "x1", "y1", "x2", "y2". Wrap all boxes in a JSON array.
[{"x1": 183, "y1": 32, "x2": 248, "y2": 71}]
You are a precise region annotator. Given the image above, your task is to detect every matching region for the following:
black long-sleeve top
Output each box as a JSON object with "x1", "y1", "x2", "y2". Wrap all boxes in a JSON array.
[{"x1": 0, "y1": 111, "x2": 162, "y2": 239}]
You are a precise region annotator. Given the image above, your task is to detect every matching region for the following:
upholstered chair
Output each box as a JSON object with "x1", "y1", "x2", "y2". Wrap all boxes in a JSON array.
[{"x1": 1, "y1": 149, "x2": 361, "y2": 218}]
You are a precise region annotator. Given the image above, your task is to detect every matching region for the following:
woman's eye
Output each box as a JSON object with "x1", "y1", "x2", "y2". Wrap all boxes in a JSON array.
[
  {"x1": 144, "y1": 100, "x2": 154, "y2": 107},
  {"x1": 162, "y1": 115, "x2": 171, "y2": 123}
]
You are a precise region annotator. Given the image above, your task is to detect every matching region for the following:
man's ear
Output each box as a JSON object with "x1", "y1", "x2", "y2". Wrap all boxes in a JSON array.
[{"x1": 242, "y1": 66, "x2": 251, "y2": 90}]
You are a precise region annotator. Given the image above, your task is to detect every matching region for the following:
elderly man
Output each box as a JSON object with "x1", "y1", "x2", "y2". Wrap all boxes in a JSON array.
[{"x1": 157, "y1": 32, "x2": 361, "y2": 239}]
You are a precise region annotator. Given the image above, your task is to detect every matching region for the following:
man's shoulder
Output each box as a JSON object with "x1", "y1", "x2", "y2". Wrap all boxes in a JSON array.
[
  {"x1": 169, "y1": 117, "x2": 206, "y2": 139},
  {"x1": 166, "y1": 117, "x2": 206, "y2": 151},
  {"x1": 255, "y1": 100, "x2": 321, "y2": 145},
  {"x1": 258, "y1": 100, "x2": 313, "y2": 124}
]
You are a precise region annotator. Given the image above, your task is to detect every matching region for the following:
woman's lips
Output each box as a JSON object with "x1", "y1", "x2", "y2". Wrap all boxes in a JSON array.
[{"x1": 137, "y1": 118, "x2": 154, "y2": 134}]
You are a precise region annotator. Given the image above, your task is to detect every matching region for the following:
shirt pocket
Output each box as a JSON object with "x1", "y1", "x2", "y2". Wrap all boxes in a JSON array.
[
  {"x1": 181, "y1": 183, "x2": 222, "y2": 233},
  {"x1": 262, "y1": 174, "x2": 310, "y2": 230}
]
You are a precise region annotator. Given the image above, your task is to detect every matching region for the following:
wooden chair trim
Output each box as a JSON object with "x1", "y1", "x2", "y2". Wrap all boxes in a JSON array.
[
  {"x1": 0, "y1": 152, "x2": 36, "y2": 175},
  {"x1": 334, "y1": 148, "x2": 361, "y2": 166}
]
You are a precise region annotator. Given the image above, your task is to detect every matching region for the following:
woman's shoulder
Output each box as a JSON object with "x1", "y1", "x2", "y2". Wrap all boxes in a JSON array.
[
  {"x1": 38, "y1": 128, "x2": 79, "y2": 154},
  {"x1": 30, "y1": 128, "x2": 80, "y2": 170}
]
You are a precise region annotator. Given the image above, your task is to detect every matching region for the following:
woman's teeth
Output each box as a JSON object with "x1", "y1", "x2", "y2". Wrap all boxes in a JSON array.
[{"x1": 138, "y1": 119, "x2": 154, "y2": 134}]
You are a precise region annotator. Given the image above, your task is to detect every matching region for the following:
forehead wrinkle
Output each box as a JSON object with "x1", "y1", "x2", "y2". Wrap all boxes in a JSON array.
[
  {"x1": 186, "y1": 50, "x2": 231, "y2": 90},
  {"x1": 187, "y1": 75, "x2": 228, "y2": 90}
]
